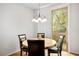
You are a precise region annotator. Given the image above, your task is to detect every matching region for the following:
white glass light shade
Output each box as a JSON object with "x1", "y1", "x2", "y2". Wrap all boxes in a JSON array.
[
  {"x1": 37, "y1": 17, "x2": 42, "y2": 21},
  {"x1": 41, "y1": 18, "x2": 47, "y2": 23},
  {"x1": 32, "y1": 17, "x2": 47, "y2": 23},
  {"x1": 32, "y1": 18, "x2": 39, "y2": 23}
]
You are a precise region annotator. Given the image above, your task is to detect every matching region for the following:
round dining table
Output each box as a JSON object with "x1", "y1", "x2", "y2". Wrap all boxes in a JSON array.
[{"x1": 22, "y1": 38, "x2": 56, "y2": 49}]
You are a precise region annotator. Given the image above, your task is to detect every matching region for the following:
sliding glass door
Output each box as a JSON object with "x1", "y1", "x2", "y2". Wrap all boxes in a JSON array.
[{"x1": 51, "y1": 7, "x2": 68, "y2": 51}]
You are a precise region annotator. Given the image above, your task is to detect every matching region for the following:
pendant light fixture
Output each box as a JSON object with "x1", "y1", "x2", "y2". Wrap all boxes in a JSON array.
[{"x1": 32, "y1": 3, "x2": 47, "y2": 23}]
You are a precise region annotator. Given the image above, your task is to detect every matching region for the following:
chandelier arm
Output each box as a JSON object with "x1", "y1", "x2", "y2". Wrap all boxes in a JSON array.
[{"x1": 32, "y1": 3, "x2": 47, "y2": 23}]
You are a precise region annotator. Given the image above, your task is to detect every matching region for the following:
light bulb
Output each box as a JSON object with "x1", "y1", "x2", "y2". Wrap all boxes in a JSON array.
[
  {"x1": 37, "y1": 17, "x2": 42, "y2": 21},
  {"x1": 41, "y1": 18, "x2": 47, "y2": 23},
  {"x1": 32, "y1": 18, "x2": 39, "y2": 23}
]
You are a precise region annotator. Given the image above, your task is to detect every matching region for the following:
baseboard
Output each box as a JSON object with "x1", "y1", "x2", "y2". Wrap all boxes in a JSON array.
[
  {"x1": 69, "y1": 52, "x2": 79, "y2": 56},
  {"x1": 7, "y1": 50, "x2": 20, "y2": 56}
]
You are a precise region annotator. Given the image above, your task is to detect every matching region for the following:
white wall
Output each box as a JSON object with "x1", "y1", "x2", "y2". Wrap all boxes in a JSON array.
[
  {"x1": 0, "y1": 3, "x2": 34, "y2": 55},
  {"x1": 68, "y1": 4, "x2": 79, "y2": 54}
]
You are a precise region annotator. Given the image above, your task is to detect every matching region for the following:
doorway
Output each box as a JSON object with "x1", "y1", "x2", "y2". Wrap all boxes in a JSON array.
[{"x1": 51, "y1": 7, "x2": 68, "y2": 51}]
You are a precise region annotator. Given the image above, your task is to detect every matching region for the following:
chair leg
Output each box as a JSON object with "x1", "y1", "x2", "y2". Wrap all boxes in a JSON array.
[
  {"x1": 26, "y1": 51, "x2": 27, "y2": 55},
  {"x1": 20, "y1": 50, "x2": 22, "y2": 56},
  {"x1": 58, "y1": 51, "x2": 60, "y2": 56},
  {"x1": 58, "y1": 53, "x2": 59, "y2": 56},
  {"x1": 60, "y1": 51, "x2": 61, "y2": 56},
  {"x1": 48, "y1": 51, "x2": 50, "y2": 56}
]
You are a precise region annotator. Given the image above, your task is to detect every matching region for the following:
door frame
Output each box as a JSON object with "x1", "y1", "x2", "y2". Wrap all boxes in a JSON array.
[{"x1": 50, "y1": 4, "x2": 70, "y2": 52}]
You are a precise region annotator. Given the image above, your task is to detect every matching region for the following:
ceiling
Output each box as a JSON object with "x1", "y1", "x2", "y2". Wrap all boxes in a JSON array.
[{"x1": 23, "y1": 3, "x2": 58, "y2": 9}]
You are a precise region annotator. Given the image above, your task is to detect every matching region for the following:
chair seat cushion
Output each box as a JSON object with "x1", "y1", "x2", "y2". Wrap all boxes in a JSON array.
[{"x1": 48, "y1": 46, "x2": 58, "y2": 53}]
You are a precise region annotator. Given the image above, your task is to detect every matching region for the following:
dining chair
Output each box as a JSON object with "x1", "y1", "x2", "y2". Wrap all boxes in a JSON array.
[
  {"x1": 18, "y1": 34, "x2": 28, "y2": 56},
  {"x1": 27, "y1": 40, "x2": 45, "y2": 56},
  {"x1": 37, "y1": 33, "x2": 45, "y2": 38},
  {"x1": 48, "y1": 35, "x2": 65, "y2": 56}
]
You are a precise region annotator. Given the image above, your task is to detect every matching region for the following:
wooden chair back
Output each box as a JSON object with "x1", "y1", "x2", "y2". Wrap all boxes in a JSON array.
[
  {"x1": 27, "y1": 40, "x2": 45, "y2": 56},
  {"x1": 37, "y1": 33, "x2": 45, "y2": 38}
]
